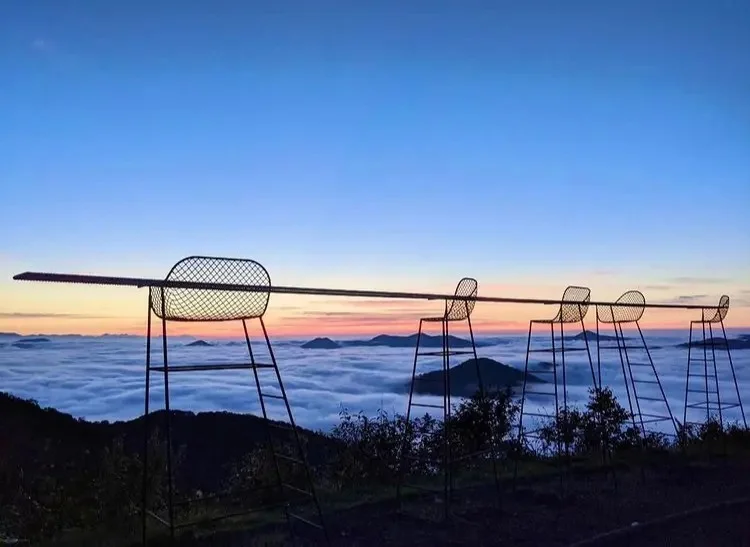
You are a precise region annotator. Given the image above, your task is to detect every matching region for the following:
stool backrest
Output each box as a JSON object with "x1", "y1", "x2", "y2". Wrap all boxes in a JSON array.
[
  {"x1": 150, "y1": 256, "x2": 271, "y2": 322},
  {"x1": 444, "y1": 277, "x2": 478, "y2": 321},
  {"x1": 596, "y1": 290, "x2": 645, "y2": 324},
  {"x1": 556, "y1": 285, "x2": 591, "y2": 323},
  {"x1": 702, "y1": 294, "x2": 729, "y2": 323}
]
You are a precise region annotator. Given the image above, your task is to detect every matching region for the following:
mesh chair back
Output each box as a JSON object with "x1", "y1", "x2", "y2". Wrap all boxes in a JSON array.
[
  {"x1": 701, "y1": 294, "x2": 729, "y2": 323},
  {"x1": 555, "y1": 285, "x2": 591, "y2": 323},
  {"x1": 597, "y1": 290, "x2": 646, "y2": 324},
  {"x1": 444, "y1": 277, "x2": 479, "y2": 321},
  {"x1": 150, "y1": 256, "x2": 271, "y2": 322}
]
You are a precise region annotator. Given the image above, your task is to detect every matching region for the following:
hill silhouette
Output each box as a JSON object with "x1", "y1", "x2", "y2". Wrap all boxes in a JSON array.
[
  {"x1": 677, "y1": 336, "x2": 750, "y2": 350},
  {"x1": 301, "y1": 337, "x2": 341, "y2": 349},
  {"x1": 0, "y1": 392, "x2": 334, "y2": 494},
  {"x1": 404, "y1": 357, "x2": 545, "y2": 397},
  {"x1": 340, "y1": 333, "x2": 490, "y2": 349},
  {"x1": 565, "y1": 330, "x2": 625, "y2": 342},
  {"x1": 185, "y1": 339, "x2": 212, "y2": 347}
]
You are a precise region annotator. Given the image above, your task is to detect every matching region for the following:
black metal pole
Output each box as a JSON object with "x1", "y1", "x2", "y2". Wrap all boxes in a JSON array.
[
  {"x1": 141, "y1": 293, "x2": 152, "y2": 546},
  {"x1": 160, "y1": 288, "x2": 175, "y2": 539}
]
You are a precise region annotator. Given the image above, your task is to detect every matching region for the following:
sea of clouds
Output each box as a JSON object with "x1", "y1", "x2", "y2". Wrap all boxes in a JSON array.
[{"x1": 1, "y1": 328, "x2": 748, "y2": 434}]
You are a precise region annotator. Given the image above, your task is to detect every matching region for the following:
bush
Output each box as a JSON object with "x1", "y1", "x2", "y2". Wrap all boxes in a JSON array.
[
  {"x1": 327, "y1": 389, "x2": 520, "y2": 488},
  {"x1": 537, "y1": 387, "x2": 635, "y2": 457}
]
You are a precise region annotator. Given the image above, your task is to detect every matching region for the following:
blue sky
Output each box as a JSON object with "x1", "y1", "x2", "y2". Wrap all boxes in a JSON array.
[{"x1": 1, "y1": 1, "x2": 749, "y2": 334}]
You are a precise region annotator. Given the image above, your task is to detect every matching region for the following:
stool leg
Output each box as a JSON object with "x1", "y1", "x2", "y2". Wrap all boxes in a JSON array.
[
  {"x1": 443, "y1": 317, "x2": 451, "y2": 518},
  {"x1": 141, "y1": 295, "x2": 152, "y2": 546},
  {"x1": 159, "y1": 289, "x2": 175, "y2": 539},
  {"x1": 468, "y1": 312, "x2": 502, "y2": 505},
  {"x1": 397, "y1": 319, "x2": 424, "y2": 506},
  {"x1": 708, "y1": 322, "x2": 723, "y2": 429},
  {"x1": 513, "y1": 320, "x2": 534, "y2": 488},
  {"x1": 683, "y1": 321, "x2": 695, "y2": 435},
  {"x1": 720, "y1": 319, "x2": 747, "y2": 428}
]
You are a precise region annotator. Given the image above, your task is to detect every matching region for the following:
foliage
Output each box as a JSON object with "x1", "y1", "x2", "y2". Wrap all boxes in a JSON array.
[
  {"x1": 327, "y1": 389, "x2": 520, "y2": 487},
  {"x1": 536, "y1": 387, "x2": 634, "y2": 457},
  {"x1": 2, "y1": 388, "x2": 750, "y2": 544}
]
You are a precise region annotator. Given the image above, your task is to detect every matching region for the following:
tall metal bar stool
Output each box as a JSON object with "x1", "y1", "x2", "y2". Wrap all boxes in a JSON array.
[
  {"x1": 396, "y1": 277, "x2": 500, "y2": 519},
  {"x1": 683, "y1": 295, "x2": 746, "y2": 430},
  {"x1": 515, "y1": 286, "x2": 597, "y2": 467},
  {"x1": 596, "y1": 290, "x2": 676, "y2": 437},
  {"x1": 141, "y1": 256, "x2": 328, "y2": 545}
]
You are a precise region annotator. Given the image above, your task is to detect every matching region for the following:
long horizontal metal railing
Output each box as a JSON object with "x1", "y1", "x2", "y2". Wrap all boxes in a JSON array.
[{"x1": 13, "y1": 271, "x2": 715, "y2": 310}]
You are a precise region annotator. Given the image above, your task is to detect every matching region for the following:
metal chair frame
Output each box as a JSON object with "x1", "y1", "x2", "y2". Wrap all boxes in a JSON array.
[
  {"x1": 595, "y1": 290, "x2": 677, "y2": 439},
  {"x1": 141, "y1": 256, "x2": 328, "y2": 545},
  {"x1": 396, "y1": 277, "x2": 501, "y2": 519},
  {"x1": 514, "y1": 286, "x2": 597, "y2": 484},
  {"x1": 683, "y1": 295, "x2": 746, "y2": 430}
]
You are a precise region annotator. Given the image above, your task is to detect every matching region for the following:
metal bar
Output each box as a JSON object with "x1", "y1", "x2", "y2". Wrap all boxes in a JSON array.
[
  {"x1": 513, "y1": 319, "x2": 534, "y2": 489},
  {"x1": 160, "y1": 289, "x2": 175, "y2": 540},
  {"x1": 721, "y1": 319, "x2": 747, "y2": 428},
  {"x1": 149, "y1": 363, "x2": 271, "y2": 372},
  {"x1": 12, "y1": 271, "x2": 716, "y2": 309},
  {"x1": 141, "y1": 294, "x2": 152, "y2": 546},
  {"x1": 416, "y1": 350, "x2": 473, "y2": 356},
  {"x1": 411, "y1": 402, "x2": 443, "y2": 409},
  {"x1": 259, "y1": 317, "x2": 329, "y2": 544},
  {"x1": 397, "y1": 318, "x2": 423, "y2": 506}
]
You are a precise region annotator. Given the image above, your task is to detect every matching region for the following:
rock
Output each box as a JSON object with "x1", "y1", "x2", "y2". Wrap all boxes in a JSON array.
[
  {"x1": 301, "y1": 337, "x2": 341, "y2": 349},
  {"x1": 404, "y1": 357, "x2": 545, "y2": 398}
]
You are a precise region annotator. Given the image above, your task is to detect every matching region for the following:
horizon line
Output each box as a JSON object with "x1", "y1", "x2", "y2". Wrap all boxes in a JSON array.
[{"x1": 3, "y1": 325, "x2": 749, "y2": 339}]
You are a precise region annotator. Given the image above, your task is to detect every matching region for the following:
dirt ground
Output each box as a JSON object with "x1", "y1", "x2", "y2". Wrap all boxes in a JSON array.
[{"x1": 169, "y1": 457, "x2": 750, "y2": 547}]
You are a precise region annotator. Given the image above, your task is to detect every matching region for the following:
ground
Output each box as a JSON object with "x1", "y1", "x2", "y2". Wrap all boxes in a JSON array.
[{"x1": 150, "y1": 455, "x2": 750, "y2": 547}]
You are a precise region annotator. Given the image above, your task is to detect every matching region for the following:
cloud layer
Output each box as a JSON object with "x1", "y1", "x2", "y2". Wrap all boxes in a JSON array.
[{"x1": 1, "y1": 329, "x2": 748, "y2": 433}]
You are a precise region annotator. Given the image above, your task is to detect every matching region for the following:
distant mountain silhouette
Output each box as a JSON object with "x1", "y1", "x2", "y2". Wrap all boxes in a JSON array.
[
  {"x1": 12, "y1": 337, "x2": 51, "y2": 348},
  {"x1": 0, "y1": 332, "x2": 21, "y2": 337},
  {"x1": 301, "y1": 337, "x2": 341, "y2": 349},
  {"x1": 565, "y1": 330, "x2": 626, "y2": 342},
  {"x1": 186, "y1": 340, "x2": 212, "y2": 347},
  {"x1": 676, "y1": 336, "x2": 750, "y2": 350},
  {"x1": 404, "y1": 357, "x2": 545, "y2": 398},
  {"x1": 341, "y1": 333, "x2": 489, "y2": 349}
]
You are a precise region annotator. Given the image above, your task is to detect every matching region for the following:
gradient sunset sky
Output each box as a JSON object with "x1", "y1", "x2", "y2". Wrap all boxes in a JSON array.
[{"x1": 2, "y1": 1, "x2": 749, "y2": 337}]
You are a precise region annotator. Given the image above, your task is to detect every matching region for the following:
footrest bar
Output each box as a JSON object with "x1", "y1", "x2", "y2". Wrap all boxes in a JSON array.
[{"x1": 411, "y1": 403, "x2": 443, "y2": 409}]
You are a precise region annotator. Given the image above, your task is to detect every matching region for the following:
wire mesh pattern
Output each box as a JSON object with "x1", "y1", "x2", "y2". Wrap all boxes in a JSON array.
[
  {"x1": 534, "y1": 285, "x2": 591, "y2": 323},
  {"x1": 150, "y1": 256, "x2": 271, "y2": 321},
  {"x1": 700, "y1": 295, "x2": 730, "y2": 323},
  {"x1": 596, "y1": 290, "x2": 646, "y2": 324},
  {"x1": 424, "y1": 277, "x2": 478, "y2": 322}
]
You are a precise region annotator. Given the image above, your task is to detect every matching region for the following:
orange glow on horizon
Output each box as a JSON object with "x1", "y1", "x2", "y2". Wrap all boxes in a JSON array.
[
  {"x1": 1, "y1": 278, "x2": 748, "y2": 338},
  {"x1": 2, "y1": 305, "x2": 748, "y2": 338}
]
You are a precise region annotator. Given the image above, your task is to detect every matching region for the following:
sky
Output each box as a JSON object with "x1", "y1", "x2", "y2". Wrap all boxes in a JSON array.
[{"x1": 1, "y1": 1, "x2": 749, "y2": 337}]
